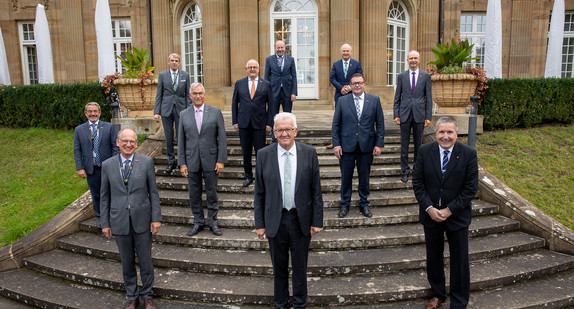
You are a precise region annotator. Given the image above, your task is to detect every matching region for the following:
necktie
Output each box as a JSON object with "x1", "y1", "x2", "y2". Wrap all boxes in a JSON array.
[
  {"x1": 195, "y1": 109, "x2": 202, "y2": 133},
  {"x1": 442, "y1": 150, "x2": 450, "y2": 178},
  {"x1": 122, "y1": 159, "x2": 131, "y2": 186},
  {"x1": 283, "y1": 151, "x2": 292, "y2": 210},
  {"x1": 277, "y1": 56, "x2": 283, "y2": 72},
  {"x1": 344, "y1": 61, "x2": 348, "y2": 78},
  {"x1": 91, "y1": 124, "x2": 101, "y2": 166},
  {"x1": 173, "y1": 72, "x2": 178, "y2": 91},
  {"x1": 354, "y1": 97, "x2": 361, "y2": 121},
  {"x1": 250, "y1": 78, "x2": 256, "y2": 99},
  {"x1": 411, "y1": 71, "x2": 416, "y2": 94}
]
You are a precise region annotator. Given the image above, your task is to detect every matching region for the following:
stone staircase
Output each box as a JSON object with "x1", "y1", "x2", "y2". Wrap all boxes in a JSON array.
[{"x1": 1, "y1": 123, "x2": 574, "y2": 308}]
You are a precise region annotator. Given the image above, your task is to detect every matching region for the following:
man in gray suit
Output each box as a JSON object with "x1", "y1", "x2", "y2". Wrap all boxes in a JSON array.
[
  {"x1": 393, "y1": 50, "x2": 433, "y2": 183},
  {"x1": 100, "y1": 128, "x2": 162, "y2": 309},
  {"x1": 178, "y1": 83, "x2": 228, "y2": 237},
  {"x1": 254, "y1": 112, "x2": 323, "y2": 309},
  {"x1": 73, "y1": 102, "x2": 119, "y2": 221},
  {"x1": 153, "y1": 53, "x2": 191, "y2": 174}
]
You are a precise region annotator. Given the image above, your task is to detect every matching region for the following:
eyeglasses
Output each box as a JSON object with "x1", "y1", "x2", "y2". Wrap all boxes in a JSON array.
[
  {"x1": 247, "y1": 66, "x2": 259, "y2": 69},
  {"x1": 120, "y1": 140, "x2": 137, "y2": 145},
  {"x1": 273, "y1": 128, "x2": 296, "y2": 133},
  {"x1": 191, "y1": 92, "x2": 204, "y2": 96},
  {"x1": 350, "y1": 81, "x2": 365, "y2": 86}
]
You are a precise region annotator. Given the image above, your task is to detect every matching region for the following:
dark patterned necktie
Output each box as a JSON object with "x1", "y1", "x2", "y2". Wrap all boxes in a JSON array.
[{"x1": 442, "y1": 150, "x2": 450, "y2": 178}]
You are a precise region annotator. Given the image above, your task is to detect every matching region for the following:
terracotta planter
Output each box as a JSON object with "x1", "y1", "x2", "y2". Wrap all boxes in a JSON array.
[
  {"x1": 113, "y1": 78, "x2": 158, "y2": 111},
  {"x1": 431, "y1": 73, "x2": 478, "y2": 108}
]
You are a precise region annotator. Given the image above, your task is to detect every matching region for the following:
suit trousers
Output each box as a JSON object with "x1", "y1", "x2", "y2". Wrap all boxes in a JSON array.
[
  {"x1": 162, "y1": 106, "x2": 180, "y2": 165},
  {"x1": 187, "y1": 164, "x2": 219, "y2": 227},
  {"x1": 271, "y1": 89, "x2": 292, "y2": 143},
  {"x1": 239, "y1": 121, "x2": 266, "y2": 180},
  {"x1": 400, "y1": 111, "x2": 424, "y2": 173},
  {"x1": 268, "y1": 210, "x2": 311, "y2": 309},
  {"x1": 86, "y1": 166, "x2": 101, "y2": 218},
  {"x1": 424, "y1": 224, "x2": 470, "y2": 309},
  {"x1": 339, "y1": 148, "x2": 373, "y2": 209},
  {"x1": 115, "y1": 218, "x2": 155, "y2": 301}
]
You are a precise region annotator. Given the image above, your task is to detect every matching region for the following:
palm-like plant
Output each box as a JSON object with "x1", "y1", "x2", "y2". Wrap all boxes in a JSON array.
[
  {"x1": 116, "y1": 47, "x2": 155, "y2": 78},
  {"x1": 428, "y1": 39, "x2": 479, "y2": 72}
]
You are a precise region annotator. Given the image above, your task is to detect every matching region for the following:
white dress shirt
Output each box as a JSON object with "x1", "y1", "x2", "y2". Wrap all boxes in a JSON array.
[{"x1": 278, "y1": 143, "x2": 297, "y2": 209}]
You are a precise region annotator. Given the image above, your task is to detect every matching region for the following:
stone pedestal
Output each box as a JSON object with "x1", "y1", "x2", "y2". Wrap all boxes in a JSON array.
[{"x1": 114, "y1": 117, "x2": 161, "y2": 136}]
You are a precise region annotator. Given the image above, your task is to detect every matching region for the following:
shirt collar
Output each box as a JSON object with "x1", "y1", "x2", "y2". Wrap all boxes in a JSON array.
[
  {"x1": 278, "y1": 142, "x2": 296, "y2": 155},
  {"x1": 171, "y1": 69, "x2": 178, "y2": 74},
  {"x1": 439, "y1": 144, "x2": 454, "y2": 154},
  {"x1": 194, "y1": 104, "x2": 205, "y2": 112},
  {"x1": 89, "y1": 120, "x2": 99, "y2": 126},
  {"x1": 410, "y1": 68, "x2": 420, "y2": 75},
  {"x1": 353, "y1": 93, "x2": 365, "y2": 101},
  {"x1": 121, "y1": 154, "x2": 134, "y2": 164}
]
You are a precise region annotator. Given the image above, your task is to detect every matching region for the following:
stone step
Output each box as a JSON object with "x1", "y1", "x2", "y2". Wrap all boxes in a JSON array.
[
  {"x1": 57, "y1": 231, "x2": 545, "y2": 276},
  {"x1": 22, "y1": 249, "x2": 574, "y2": 306},
  {"x1": 155, "y1": 175, "x2": 412, "y2": 193},
  {"x1": 158, "y1": 188, "x2": 418, "y2": 209},
  {"x1": 79, "y1": 215, "x2": 520, "y2": 250}
]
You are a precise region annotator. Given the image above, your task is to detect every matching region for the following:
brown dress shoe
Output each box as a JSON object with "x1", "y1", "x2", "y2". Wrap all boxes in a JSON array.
[
  {"x1": 124, "y1": 298, "x2": 139, "y2": 309},
  {"x1": 326, "y1": 143, "x2": 333, "y2": 149},
  {"x1": 144, "y1": 298, "x2": 157, "y2": 309},
  {"x1": 426, "y1": 297, "x2": 443, "y2": 309}
]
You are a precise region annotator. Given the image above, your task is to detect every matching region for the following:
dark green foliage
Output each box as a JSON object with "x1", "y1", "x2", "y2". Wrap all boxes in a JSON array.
[
  {"x1": 480, "y1": 78, "x2": 574, "y2": 130},
  {"x1": 0, "y1": 82, "x2": 112, "y2": 129}
]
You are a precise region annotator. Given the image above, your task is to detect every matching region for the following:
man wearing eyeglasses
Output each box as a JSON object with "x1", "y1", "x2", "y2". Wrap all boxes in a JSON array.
[
  {"x1": 254, "y1": 112, "x2": 323, "y2": 309},
  {"x1": 178, "y1": 83, "x2": 227, "y2": 237},
  {"x1": 332, "y1": 73, "x2": 385, "y2": 219},
  {"x1": 232, "y1": 59, "x2": 275, "y2": 187}
]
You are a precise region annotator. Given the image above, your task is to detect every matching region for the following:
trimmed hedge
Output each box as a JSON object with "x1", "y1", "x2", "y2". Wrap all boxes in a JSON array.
[
  {"x1": 480, "y1": 78, "x2": 574, "y2": 130},
  {"x1": 0, "y1": 82, "x2": 112, "y2": 129}
]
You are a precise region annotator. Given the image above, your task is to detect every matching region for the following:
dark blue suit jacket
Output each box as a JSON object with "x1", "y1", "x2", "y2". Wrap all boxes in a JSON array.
[
  {"x1": 231, "y1": 77, "x2": 275, "y2": 129},
  {"x1": 393, "y1": 69, "x2": 433, "y2": 123},
  {"x1": 73, "y1": 121, "x2": 119, "y2": 174},
  {"x1": 264, "y1": 54, "x2": 298, "y2": 98},
  {"x1": 330, "y1": 58, "x2": 363, "y2": 103},
  {"x1": 331, "y1": 93, "x2": 385, "y2": 153}
]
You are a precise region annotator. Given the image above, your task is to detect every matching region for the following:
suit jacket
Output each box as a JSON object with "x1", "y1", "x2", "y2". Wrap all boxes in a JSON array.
[
  {"x1": 330, "y1": 58, "x2": 363, "y2": 103},
  {"x1": 254, "y1": 142, "x2": 323, "y2": 238},
  {"x1": 264, "y1": 54, "x2": 298, "y2": 98},
  {"x1": 393, "y1": 69, "x2": 433, "y2": 123},
  {"x1": 100, "y1": 153, "x2": 162, "y2": 235},
  {"x1": 412, "y1": 141, "x2": 479, "y2": 231},
  {"x1": 231, "y1": 77, "x2": 275, "y2": 129},
  {"x1": 153, "y1": 69, "x2": 191, "y2": 117},
  {"x1": 73, "y1": 121, "x2": 119, "y2": 174},
  {"x1": 178, "y1": 104, "x2": 228, "y2": 172},
  {"x1": 331, "y1": 93, "x2": 385, "y2": 153}
]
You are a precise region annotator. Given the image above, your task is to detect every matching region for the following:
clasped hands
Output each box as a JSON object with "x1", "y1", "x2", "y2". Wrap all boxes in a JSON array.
[
  {"x1": 427, "y1": 207, "x2": 452, "y2": 223},
  {"x1": 255, "y1": 226, "x2": 323, "y2": 240}
]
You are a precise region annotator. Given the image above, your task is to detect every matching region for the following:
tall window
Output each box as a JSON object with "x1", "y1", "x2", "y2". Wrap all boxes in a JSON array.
[
  {"x1": 271, "y1": 0, "x2": 318, "y2": 99},
  {"x1": 112, "y1": 19, "x2": 132, "y2": 73},
  {"x1": 562, "y1": 12, "x2": 574, "y2": 78},
  {"x1": 18, "y1": 22, "x2": 38, "y2": 85},
  {"x1": 460, "y1": 13, "x2": 486, "y2": 68},
  {"x1": 387, "y1": 1, "x2": 408, "y2": 86},
  {"x1": 181, "y1": 3, "x2": 203, "y2": 84}
]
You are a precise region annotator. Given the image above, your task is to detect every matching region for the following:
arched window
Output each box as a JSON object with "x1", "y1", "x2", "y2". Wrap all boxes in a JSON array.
[
  {"x1": 181, "y1": 3, "x2": 203, "y2": 83},
  {"x1": 386, "y1": 1, "x2": 409, "y2": 86},
  {"x1": 271, "y1": 0, "x2": 318, "y2": 99}
]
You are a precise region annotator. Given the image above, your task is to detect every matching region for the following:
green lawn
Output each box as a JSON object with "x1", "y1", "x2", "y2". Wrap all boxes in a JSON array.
[
  {"x1": 0, "y1": 128, "x2": 87, "y2": 247},
  {"x1": 476, "y1": 124, "x2": 574, "y2": 231}
]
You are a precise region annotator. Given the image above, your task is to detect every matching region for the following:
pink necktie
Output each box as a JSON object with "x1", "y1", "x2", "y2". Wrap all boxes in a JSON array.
[
  {"x1": 411, "y1": 71, "x2": 416, "y2": 93},
  {"x1": 195, "y1": 109, "x2": 202, "y2": 133}
]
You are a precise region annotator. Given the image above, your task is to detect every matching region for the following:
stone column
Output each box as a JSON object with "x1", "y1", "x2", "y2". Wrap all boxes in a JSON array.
[
  {"x1": 359, "y1": 0, "x2": 386, "y2": 86},
  {"x1": 150, "y1": 0, "x2": 173, "y2": 70},
  {"x1": 330, "y1": 0, "x2": 360, "y2": 62},
  {"x1": 202, "y1": 0, "x2": 230, "y2": 87},
  {"x1": 229, "y1": 0, "x2": 259, "y2": 83}
]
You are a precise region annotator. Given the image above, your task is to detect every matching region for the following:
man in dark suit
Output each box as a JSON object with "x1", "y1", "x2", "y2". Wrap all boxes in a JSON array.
[
  {"x1": 393, "y1": 50, "x2": 433, "y2": 183},
  {"x1": 153, "y1": 53, "x2": 191, "y2": 174},
  {"x1": 332, "y1": 73, "x2": 384, "y2": 219},
  {"x1": 327, "y1": 43, "x2": 363, "y2": 149},
  {"x1": 412, "y1": 116, "x2": 478, "y2": 309},
  {"x1": 254, "y1": 112, "x2": 323, "y2": 309},
  {"x1": 265, "y1": 40, "x2": 298, "y2": 143},
  {"x1": 100, "y1": 128, "x2": 162, "y2": 309},
  {"x1": 232, "y1": 59, "x2": 275, "y2": 187},
  {"x1": 178, "y1": 83, "x2": 227, "y2": 237},
  {"x1": 73, "y1": 102, "x2": 119, "y2": 221}
]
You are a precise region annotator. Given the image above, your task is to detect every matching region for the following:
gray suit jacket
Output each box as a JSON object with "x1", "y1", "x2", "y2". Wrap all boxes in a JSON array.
[
  {"x1": 100, "y1": 153, "x2": 162, "y2": 235},
  {"x1": 153, "y1": 69, "x2": 191, "y2": 117},
  {"x1": 177, "y1": 104, "x2": 228, "y2": 172},
  {"x1": 393, "y1": 69, "x2": 433, "y2": 123},
  {"x1": 253, "y1": 142, "x2": 324, "y2": 238},
  {"x1": 73, "y1": 121, "x2": 119, "y2": 174}
]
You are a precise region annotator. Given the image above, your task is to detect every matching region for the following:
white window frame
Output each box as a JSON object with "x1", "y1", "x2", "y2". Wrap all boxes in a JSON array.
[
  {"x1": 112, "y1": 18, "x2": 132, "y2": 74},
  {"x1": 562, "y1": 12, "x2": 574, "y2": 78},
  {"x1": 387, "y1": 1, "x2": 409, "y2": 87},
  {"x1": 18, "y1": 21, "x2": 38, "y2": 85},
  {"x1": 460, "y1": 12, "x2": 486, "y2": 68},
  {"x1": 181, "y1": 3, "x2": 203, "y2": 84}
]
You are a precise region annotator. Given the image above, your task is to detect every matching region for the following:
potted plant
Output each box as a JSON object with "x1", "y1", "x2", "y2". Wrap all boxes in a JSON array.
[
  {"x1": 427, "y1": 39, "x2": 487, "y2": 108},
  {"x1": 101, "y1": 46, "x2": 157, "y2": 112}
]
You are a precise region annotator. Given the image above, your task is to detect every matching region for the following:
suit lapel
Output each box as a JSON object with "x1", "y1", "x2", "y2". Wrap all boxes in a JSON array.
[
  {"x1": 294, "y1": 142, "x2": 303, "y2": 195},
  {"x1": 442, "y1": 143, "x2": 461, "y2": 183},
  {"x1": 112, "y1": 155, "x2": 129, "y2": 193},
  {"x1": 128, "y1": 153, "x2": 142, "y2": 193},
  {"x1": 430, "y1": 143, "x2": 442, "y2": 181},
  {"x1": 270, "y1": 145, "x2": 283, "y2": 201},
  {"x1": 345, "y1": 95, "x2": 359, "y2": 121}
]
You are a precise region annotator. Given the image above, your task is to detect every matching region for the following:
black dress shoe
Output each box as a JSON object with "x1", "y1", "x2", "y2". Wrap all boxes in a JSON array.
[
  {"x1": 243, "y1": 178, "x2": 253, "y2": 187},
  {"x1": 360, "y1": 207, "x2": 372, "y2": 218},
  {"x1": 401, "y1": 171, "x2": 409, "y2": 183},
  {"x1": 124, "y1": 299, "x2": 139, "y2": 309},
  {"x1": 338, "y1": 207, "x2": 349, "y2": 218},
  {"x1": 165, "y1": 162, "x2": 177, "y2": 173},
  {"x1": 209, "y1": 225, "x2": 222, "y2": 236},
  {"x1": 186, "y1": 225, "x2": 204, "y2": 236}
]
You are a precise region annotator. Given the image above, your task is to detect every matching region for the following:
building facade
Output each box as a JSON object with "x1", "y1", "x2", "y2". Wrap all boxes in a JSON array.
[{"x1": 1, "y1": 0, "x2": 573, "y2": 110}]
